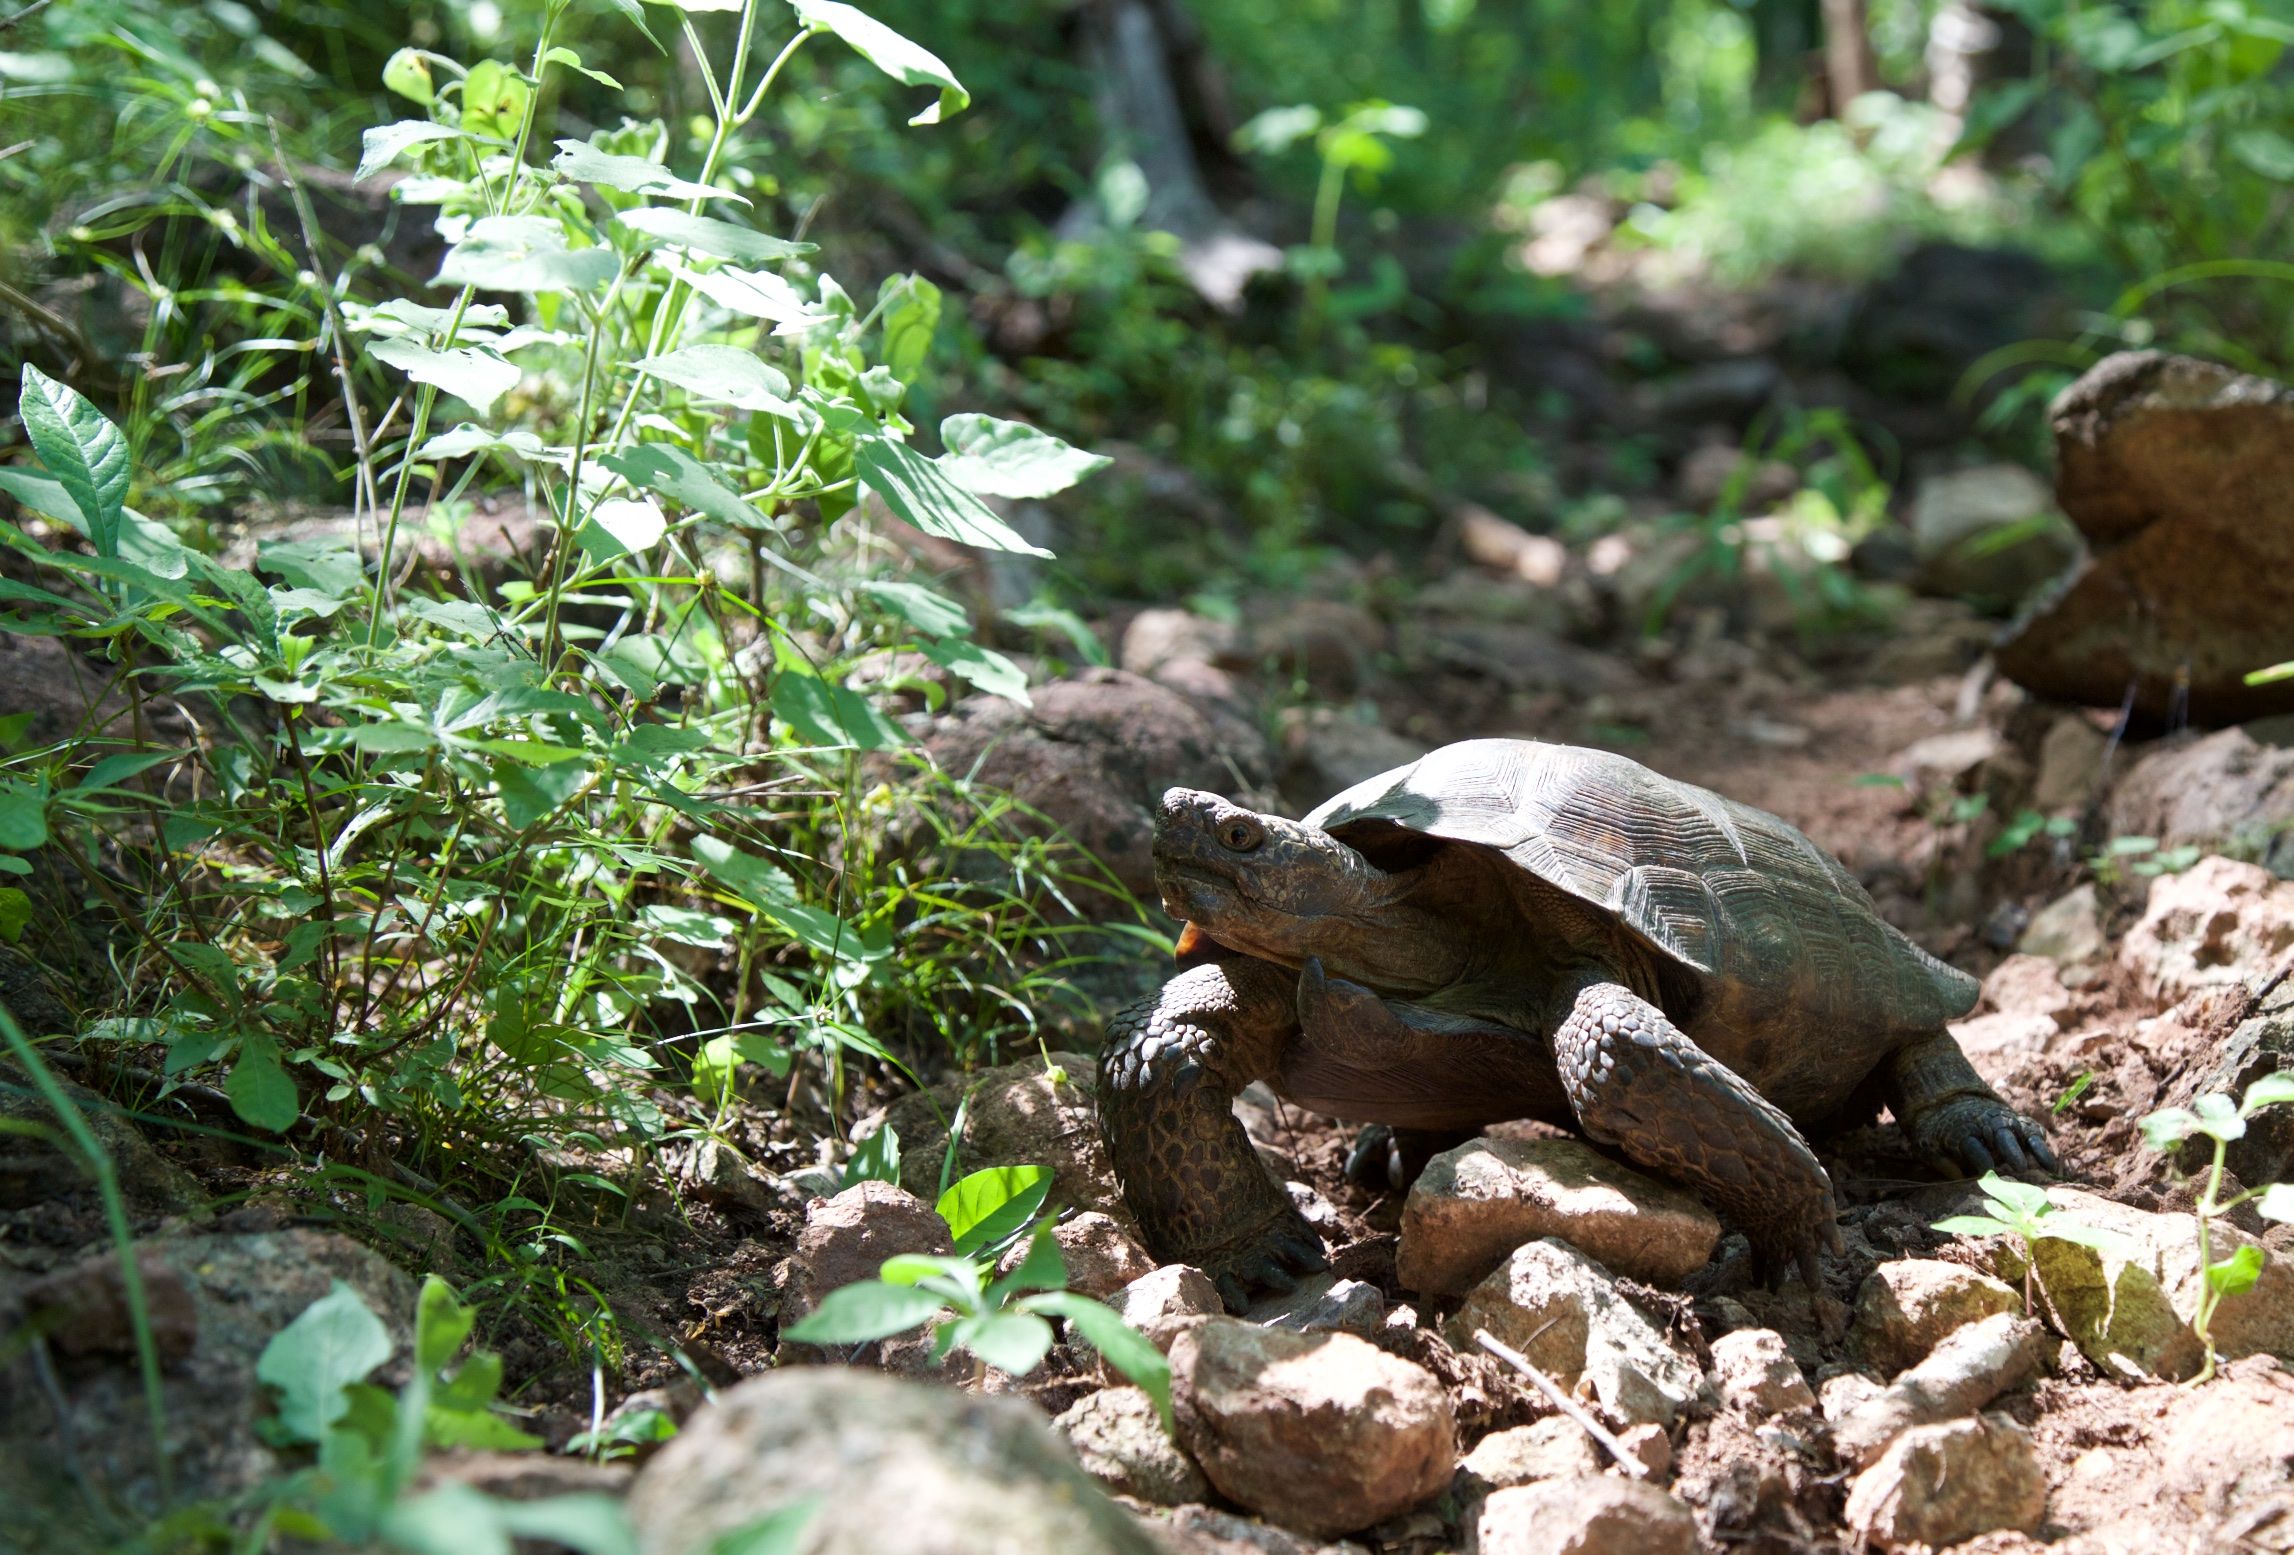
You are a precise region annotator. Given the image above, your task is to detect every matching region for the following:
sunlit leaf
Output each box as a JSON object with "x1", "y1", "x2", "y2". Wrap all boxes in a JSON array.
[
  {"x1": 437, "y1": 216, "x2": 619, "y2": 293},
  {"x1": 631, "y1": 345, "x2": 801, "y2": 416},
  {"x1": 2207, "y1": 1243, "x2": 2265, "y2": 1298},
  {"x1": 944, "y1": 1310, "x2": 1054, "y2": 1375},
  {"x1": 257, "y1": 1281, "x2": 394, "y2": 1444},
  {"x1": 666, "y1": 260, "x2": 819, "y2": 327},
  {"x1": 859, "y1": 579, "x2": 970, "y2": 637},
  {"x1": 18, "y1": 365, "x2": 129, "y2": 559},
  {"x1": 922, "y1": 637, "x2": 1029, "y2": 704},
  {"x1": 856, "y1": 437, "x2": 1052, "y2": 557},
  {"x1": 551, "y1": 140, "x2": 739, "y2": 203},
  {"x1": 781, "y1": 1281, "x2": 947, "y2": 1344},
  {"x1": 2241, "y1": 1072, "x2": 2294, "y2": 1117},
  {"x1": 369, "y1": 338, "x2": 521, "y2": 412},
  {"x1": 612, "y1": 207, "x2": 814, "y2": 263},
  {"x1": 790, "y1": 0, "x2": 969, "y2": 125},
  {"x1": 1025, "y1": 1291, "x2": 1173, "y2": 1430},
  {"x1": 936, "y1": 1164, "x2": 1050, "y2": 1254},
  {"x1": 459, "y1": 60, "x2": 531, "y2": 144},
  {"x1": 937, "y1": 414, "x2": 1110, "y2": 500},
  {"x1": 576, "y1": 497, "x2": 668, "y2": 561},
  {"x1": 358, "y1": 119, "x2": 463, "y2": 180}
]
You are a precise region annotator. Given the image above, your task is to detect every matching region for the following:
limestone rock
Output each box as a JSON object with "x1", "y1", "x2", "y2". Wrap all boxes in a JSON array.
[
  {"x1": 883, "y1": 1052, "x2": 1129, "y2": 1225},
  {"x1": 1834, "y1": 1312, "x2": 2046, "y2": 1465},
  {"x1": 1397, "y1": 1137, "x2": 1721, "y2": 1297},
  {"x1": 908, "y1": 668, "x2": 1272, "y2": 900},
  {"x1": 2118, "y1": 855, "x2": 2294, "y2": 1003},
  {"x1": 1850, "y1": 1259, "x2": 2022, "y2": 1375},
  {"x1": 2106, "y1": 723, "x2": 2294, "y2": 876},
  {"x1": 1464, "y1": 1477, "x2": 1698, "y2": 1555},
  {"x1": 1242, "y1": 1272, "x2": 1386, "y2": 1337},
  {"x1": 782, "y1": 1181, "x2": 954, "y2": 1328},
  {"x1": 626, "y1": 1369, "x2": 1160, "y2": 1555},
  {"x1": 1709, "y1": 1328, "x2": 1815, "y2": 1417},
  {"x1": 1453, "y1": 1417, "x2": 1606, "y2": 1500},
  {"x1": 1168, "y1": 1317, "x2": 1454, "y2": 1537},
  {"x1": 1058, "y1": 1386, "x2": 1208, "y2": 1506},
  {"x1": 1997, "y1": 351, "x2": 2294, "y2": 724},
  {"x1": 1446, "y1": 1239, "x2": 1712, "y2": 1428},
  {"x1": 1113, "y1": 1265, "x2": 1226, "y2": 1347},
  {"x1": 1843, "y1": 1414, "x2": 2046, "y2": 1549},
  {"x1": 0, "y1": 1231, "x2": 415, "y2": 1527},
  {"x1": 2018, "y1": 884, "x2": 2109, "y2": 979},
  {"x1": 1990, "y1": 1186, "x2": 2294, "y2": 1378},
  {"x1": 1908, "y1": 463, "x2": 2078, "y2": 606}
]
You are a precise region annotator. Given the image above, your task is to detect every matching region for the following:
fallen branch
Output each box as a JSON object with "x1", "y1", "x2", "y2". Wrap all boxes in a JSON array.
[{"x1": 1472, "y1": 1327, "x2": 1651, "y2": 1480}]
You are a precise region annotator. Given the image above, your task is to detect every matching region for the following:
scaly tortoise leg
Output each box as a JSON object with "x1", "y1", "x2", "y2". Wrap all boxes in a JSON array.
[
  {"x1": 1885, "y1": 1029, "x2": 2058, "y2": 1178},
  {"x1": 1551, "y1": 980, "x2": 1843, "y2": 1294},
  {"x1": 1099, "y1": 955, "x2": 1328, "y2": 1311}
]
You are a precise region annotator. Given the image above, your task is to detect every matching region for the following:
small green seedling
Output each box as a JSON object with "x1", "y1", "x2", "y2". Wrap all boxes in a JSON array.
[
  {"x1": 2052, "y1": 1070, "x2": 2096, "y2": 1117},
  {"x1": 2139, "y1": 1071, "x2": 2294, "y2": 1383},
  {"x1": 783, "y1": 1163, "x2": 1172, "y2": 1426},
  {"x1": 1934, "y1": 1170, "x2": 2133, "y2": 1318}
]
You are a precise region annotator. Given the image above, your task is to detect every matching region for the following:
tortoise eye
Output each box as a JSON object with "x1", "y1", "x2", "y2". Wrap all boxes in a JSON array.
[{"x1": 1219, "y1": 818, "x2": 1264, "y2": 852}]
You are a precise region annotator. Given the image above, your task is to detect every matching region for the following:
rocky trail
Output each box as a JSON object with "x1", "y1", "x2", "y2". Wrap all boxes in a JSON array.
[{"x1": 9, "y1": 324, "x2": 2294, "y2": 1554}]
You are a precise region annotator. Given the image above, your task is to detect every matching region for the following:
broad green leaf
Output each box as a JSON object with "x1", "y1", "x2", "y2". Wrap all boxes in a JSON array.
[
  {"x1": 936, "y1": 1164, "x2": 1051, "y2": 1254},
  {"x1": 576, "y1": 497, "x2": 668, "y2": 562},
  {"x1": 256, "y1": 1281, "x2": 394, "y2": 1444},
  {"x1": 1026, "y1": 1291, "x2": 1173, "y2": 1430},
  {"x1": 551, "y1": 140, "x2": 738, "y2": 203},
  {"x1": 596, "y1": 0, "x2": 666, "y2": 49},
  {"x1": 541, "y1": 46, "x2": 626, "y2": 90},
  {"x1": 1976, "y1": 1171, "x2": 2049, "y2": 1218},
  {"x1": 2193, "y1": 1093, "x2": 2247, "y2": 1143},
  {"x1": 415, "y1": 1275, "x2": 475, "y2": 1373},
  {"x1": 790, "y1": 0, "x2": 969, "y2": 124},
  {"x1": 0, "y1": 887, "x2": 28, "y2": 944},
  {"x1": 1235, "y1": 104, "x2": 1322, "y2": 155},
  {"x1": 1003, "y1": 600, "x2": 1109, "y2": 664},
  {"x1": 0, "y1": 781, "x2": 48, "y2": 851},
  {"x1": 923, "y1": 637, "x2": 1030, "y2": 704},
  {"x1": 780, "y1": 1280, "x2": 947, "y2": 1344},
  {"x1": 2242, "y1": 1072, "x2": 2294, "y2": 1117},
  {"x1": 1931, "y1": 1214, "x2": 2015, "y2": 1239},
  {"x1": 597, "y1": 445, "x2": 761, "y2": 529},
  {"x1": 945, "y1": 1310, "x2": 1054, "y2": 1376},
  {"x1": 78, "y1": 750, "x2": 179, "y2": 792},
  {"x1": 612, "y1": 207, "x2": 815, "y2": 263},
  {"x1": 843, "y1": 1123, "x2": 901, "y2": 1187},
  {"x1": 382, "y1": 48, "x2": 435, "y2": 106},
  {"x1": 856, "y1": 438, "x2": 1052, "y2": 557},
  {"x1": 2140, "y1": 1106, "x2": 2201, "y2": 1151},
  {"x1": 19, "y1": 365, "x2": 129, "y2": 558},
  {"x1": 667, "y1": 260, "x2": 817, "y2": 326},
  {"x1": 703, "y1": 1503, "x2": 818, "y2": 1555},
  {"x1": 691, "y1": 834, "x2": 891, "y2": 967},
  {"x1": 878, "y1": 275, "x2": 940, "y2": 382},
  {"x1": 2231, "y1": 128, "x2": 2294, "y2": 182},
  {"x1": 860, "y1": 579, "x2": 970, "y2": 637},
  {"x1": 989, "y1": 1226, "x2": 1068, "y2": 1301},
  {"x1": 370, "y1": 337, "x2": 521, "y2": 413},
  {"x1": 357, "y1": 297, "x2": 513, "y2": 337},
  {"x1": 771, "y1": 671, "x2": 907, "y2": 751},
  {"x1": 418, "y1": 424, "x2": 549, "y2": 461},
  {"x1": 425, "y1": 1404, "x2": 545, "y2": 1451},
  {"x1": 2206, "y1": 1243, "x2": 2266, "y2": 1298},
  {"x1": 937, "y1": 414, "x2": 1110, "y2": 500},
  {"x1": 358, "y1": 120, "x2": 463, "y2": 181},
  {"x1": 459, "y1": 60, "x2": 531, "y2": 144},
  {"x1": 437, "y1": 216, "x2": 619, "y2": 294},
  {"x1": 2258, "y1": 1183, "x2": 2294, "y2": 1223},
  {"x1": 227, "y1": 1032, "x2": 301, "y2": 1131},
  {"x1": 631, "y1": 345, "x2": 799, "y2": 415},
  {"x1": 877, "y1": 1253, "x2": 979, "y2": 1287}
]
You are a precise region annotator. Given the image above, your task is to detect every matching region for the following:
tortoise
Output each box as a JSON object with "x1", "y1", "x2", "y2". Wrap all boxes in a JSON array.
[{"x1": 1098, "y1": 737, "x2": 2055, "y2": 1309}]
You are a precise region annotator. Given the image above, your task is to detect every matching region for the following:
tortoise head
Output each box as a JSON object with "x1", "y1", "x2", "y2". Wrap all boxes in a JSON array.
[{"x1": 1151, "y1": 788, "x2": 1448, "y2": 991}]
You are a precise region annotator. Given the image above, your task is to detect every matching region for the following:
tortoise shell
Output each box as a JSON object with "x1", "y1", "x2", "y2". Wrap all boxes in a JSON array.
[{"x1": 1304, "y1": 739, "x2": 1978, "y2": 1048}]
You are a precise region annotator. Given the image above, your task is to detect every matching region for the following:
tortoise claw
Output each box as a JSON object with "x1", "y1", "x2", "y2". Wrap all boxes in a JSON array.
[
  {"x1": 1344, "y1": 1124, "x2": 1398, "y2": 1190},
  {"x1": 1197, "y1": 1206, "x2": 1330, "y2": 1314},
  {"x1": 1913, "y1": 1094, "x2": 2057, "y2": 1181}
]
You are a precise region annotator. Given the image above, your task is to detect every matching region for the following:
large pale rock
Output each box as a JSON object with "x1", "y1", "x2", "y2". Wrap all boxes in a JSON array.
[
  {"x1": 2031, "y1": 712, "x2": 2112, "y2": 813},
  {"x1": 1119, "y1": 609, "x2": 1241, "y2": 678},
  {"x1": 1843, "y1": 1414, "x2": 2046, "y2": 1549},
  {"x1": 1446, "y1": 1239, "x2": 1712, "y2": 1428},
  {"x1": 1990, "y1": 1186, "x2": 2294, "y2": 1378},
  {"x1": 1453, "y1": 1417, "x2": 1606, "y2": 1500},
  {"x1": 1997, "y1": 351, "x2": 2294, "y2": 724},
  {"x1": 2019, "y1": 883, "x2": 2109, "y2": 976},
  {"x1": 1397, "y1": 1137, "x2": 1721, "y2": 1296},
  {"x1": 783, "y1": 1180, "x2": 954, "y2": 1327},
  {"x1": 1850, "y1": 1259, "x2": 2022, "y2": 1375},
  {"x1": 2106, "y1": 723, "x2": 2294, "y2": 876},
  {"x1": 2117, "y1": 855, "x2": 2294, "y2": 1002},
  {"x1": 1834, "y1": 1313, "x2": 2046, "y2": 1465},
  {"x1": 909, "y1": 668, "x2": 1272, "y2": 900},
  {"x1": 1112, "y1": 1265, "x2": 1225, "y2": 1348},
  {"x1": 1057, "y1": 1386, "x2": 1208, "y2": 1506},
  {"x1": 1908, "y1": 463, "x2": 2078, "y2": 605},
  {"x1": 1464, "y1": 1478, "x2": 1698, "y2": 1555},
  {"x1": 1242, "y1": 1272, "x2": 1386, "y2": 1337},
  {"x1": 1708, "y1": 1328, "x2": 1815, "y2": 1417},
  {"x1": 1167, "y1": 1318, "x2": 1454, "y2": 1537},
  {"x1": 0, "y1": 1232, "x2": 414, "y2": 1527},
  {"x1": 883, "y1": 1052, "x2": 1128, "y2": 1225},
  {"x1": 627, "y1": 1369, "x2": 1159, "y2": 1555}
]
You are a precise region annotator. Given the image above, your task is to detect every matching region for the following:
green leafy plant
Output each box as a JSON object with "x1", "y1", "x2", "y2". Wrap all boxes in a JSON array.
[
  {"x1": 1934, "y1": 1169, "x2": 2134, "y2": 1318},
  {"x1": 782, "y1": 1162, "x2": 1172, "y2": 1424},
  {"x1": 2139, "y1": 1071, "x2": 2294, "y2": 1383},
  {"x1": 2089, "y1": 835, "x2": 2205, "y2": 889}
]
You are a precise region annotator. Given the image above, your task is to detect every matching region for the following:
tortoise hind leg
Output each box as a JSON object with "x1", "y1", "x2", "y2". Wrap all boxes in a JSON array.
[
  {"x1": 1551, "y1": 980, "x2": 1843, "y2": 1290},
  {"x1": 1099, "y1": 956, "x2": 1327, "y2": 1311},
  {"x1": 1885, "y1": 1030, "x2": 2058, "y2": 1177}
]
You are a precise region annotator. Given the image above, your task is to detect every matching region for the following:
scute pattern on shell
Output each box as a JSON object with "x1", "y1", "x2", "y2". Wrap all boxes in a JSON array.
[{"x1": 1305, "y1": 739, "x2": 1978, "y2": 1035}]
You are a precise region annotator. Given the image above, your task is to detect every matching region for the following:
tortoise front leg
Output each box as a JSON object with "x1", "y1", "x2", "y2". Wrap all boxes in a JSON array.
[
  {"x1": 1885, "y1": 1030, "x2": 2058, "y2": 1177},
  {"x1": 1552, "y1": 981, "x2": 1843, "y2": 1289},
  {"x1": 1099, "y1": 957, "x2": 1328, "y2": 1311}
]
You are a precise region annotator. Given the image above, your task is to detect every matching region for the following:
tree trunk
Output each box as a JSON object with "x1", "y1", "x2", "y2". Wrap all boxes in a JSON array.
[{"x1": 1820, "y1": 0, "x2": 1881, "y2": 113}]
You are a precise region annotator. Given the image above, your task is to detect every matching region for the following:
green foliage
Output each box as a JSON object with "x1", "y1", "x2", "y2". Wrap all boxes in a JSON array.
[
  {"x1": 1934, "y1": 1169, "x2": 2134, "y2": 1317},
  {"x1": 2140, "y1": 1071, "x2": 2294, "y2": 1382},
  {"x1": 783, "y1": 1163, "x2": 1173, "y2": 1426}
]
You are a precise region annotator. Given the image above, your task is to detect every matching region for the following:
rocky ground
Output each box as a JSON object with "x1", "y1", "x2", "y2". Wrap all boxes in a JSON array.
[{"x1": 8, "y1": 323, "x2": 2294, "y2": 1553}]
